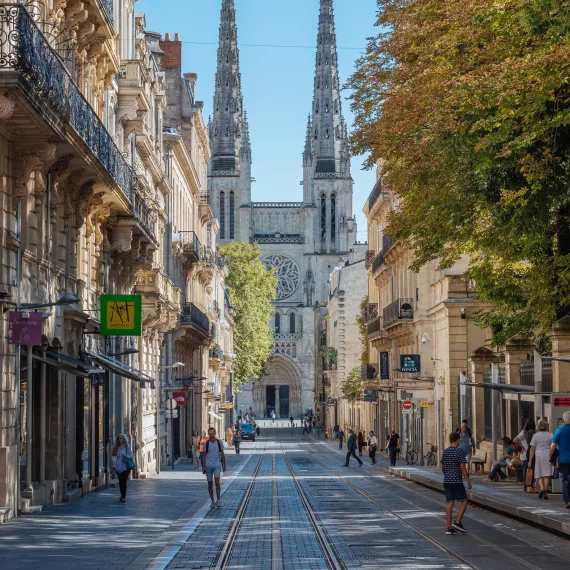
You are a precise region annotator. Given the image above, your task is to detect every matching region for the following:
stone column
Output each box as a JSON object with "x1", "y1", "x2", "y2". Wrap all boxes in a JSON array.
[
  {"x1": 550, "y1": 316, "x2": 570, "y2": 392},
  {"x1": 275, "y1": 385, "x2": 280, "y2": 418}
]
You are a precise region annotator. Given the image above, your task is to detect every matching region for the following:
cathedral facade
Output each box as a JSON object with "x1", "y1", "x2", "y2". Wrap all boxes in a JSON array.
[{"x1": 209, "y1": 0, "x2": 365, "y2": 418}]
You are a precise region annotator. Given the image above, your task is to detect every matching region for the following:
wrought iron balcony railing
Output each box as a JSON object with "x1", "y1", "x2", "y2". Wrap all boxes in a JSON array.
[
  {"x1": 178, "y1": 231, "x2": 202, "y2": 262},
  {"x1": 383, "y1": 298, "x2": 414, "y2": 326},
  {"x1": 209, "y1": 346, "x2": 224, "y2": 360},
  {"x1": 371, "y1": 235, "x2": 396, "y2": 275},
  {"x1": 98, "y1": 0, "x2": 114, "y2": 23},
  {"x1": 364, "y1": 303, "x2": 378, "y2": 322},
  {"x1": 0, "y1": 5, "x2": 134, "y2": 201},
  {"x1": 131, "y1": 188, "x2": 157, "y2": 239},
  {"x1": 367, "y1": 178, "x2": 389, "y2": 212},
  {"x1": 180, "y1": 302, "x2": 210, "y2": 337}
]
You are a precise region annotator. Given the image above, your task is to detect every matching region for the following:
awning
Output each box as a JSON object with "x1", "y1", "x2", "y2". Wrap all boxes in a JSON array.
[
  {"x1": 208, "y1": 411, "x2": 222, "y2": 420},
  {"x1": 459, "y1": 381, "x2": 538, "y2": 394},
  {"x1": 32, "y1": 348, "x2": 92, "y2": 378},
  {"x1": 85, "y1": 352, "x2": 155, "y2": 388}
]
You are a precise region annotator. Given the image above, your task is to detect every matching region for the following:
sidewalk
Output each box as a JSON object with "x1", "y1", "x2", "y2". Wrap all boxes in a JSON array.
[{"x1": 320, "y1": 435, "x2": 570, "y2": 537}]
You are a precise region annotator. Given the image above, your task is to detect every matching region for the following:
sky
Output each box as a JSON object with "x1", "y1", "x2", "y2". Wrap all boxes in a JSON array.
[{"x1": 137, "y1": 0, "x2": 379, "y2": 242}]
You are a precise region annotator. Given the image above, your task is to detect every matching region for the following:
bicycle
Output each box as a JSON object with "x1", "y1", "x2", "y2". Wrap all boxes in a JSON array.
[
  {"x1": 404, "y1": 441, "x2": 418, "y2": 465},
  {"x1": 424, "y1": 443, "x2": 437, "y2": 467}
]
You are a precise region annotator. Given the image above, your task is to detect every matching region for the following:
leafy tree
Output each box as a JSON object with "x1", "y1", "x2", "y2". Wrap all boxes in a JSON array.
[
  {"x1": 356, "y1": 295, "x2": 369, "y2": 364},
  {"x1": 220, "y1": 242, "x2": 277, "y2": 386},
  {"x1": 342, "y1": 366, "x2": 364, "y2": 401},
  {"x1": 348, "y1": 0, "x2": 570, "y2": 345}
]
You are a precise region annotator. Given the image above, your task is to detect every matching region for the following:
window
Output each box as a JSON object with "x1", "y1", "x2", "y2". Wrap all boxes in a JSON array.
[
  {"x1": 331, "y1": 194, "x2": 336, "y2": 242},
  {"x1": 230, "y1": 191, "x2": 235, "y2": 239},
  {"x1": 275, "y1": 313, "x2": 281, "y2": 334},
  {"x1": 220, "y1": 191, "x2": 225, "y2": 239},
  {"x1": 290, "y1": 313, "x2": 296, "y2": 334},
  {"x1": 321, "y1": 194, "x2": 326, "y2": 239}
]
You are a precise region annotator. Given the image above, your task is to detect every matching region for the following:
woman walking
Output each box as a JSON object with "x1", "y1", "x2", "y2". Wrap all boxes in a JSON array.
[
  {"x1": 368, "y1": 431, "x2": 378, "y2": 464},
  {"x1": 529, "y1": 420, "x2": 554, "y2": 499},
  {"x1": 113, "y1": 434, "x2": 134, "y2": 503},
  {"x1": 191, "y1": 431, "x2": 200, "y2": 469},
  {"x1": 357, "y1": 431, "x2": 364, "y2": 456},
  {"x1": 233, "y1": 429, "x2": 242, "y2": 454}
]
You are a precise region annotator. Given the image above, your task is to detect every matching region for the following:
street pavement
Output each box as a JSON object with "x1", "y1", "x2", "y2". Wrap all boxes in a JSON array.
[{"x1": 1, "y1": 424, "x2": 570, "y2": 569}]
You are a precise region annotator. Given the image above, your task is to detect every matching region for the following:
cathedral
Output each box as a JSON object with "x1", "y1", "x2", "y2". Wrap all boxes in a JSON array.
[{"x1": 209, "y1": 0, "x2": 365, "y2": 418}]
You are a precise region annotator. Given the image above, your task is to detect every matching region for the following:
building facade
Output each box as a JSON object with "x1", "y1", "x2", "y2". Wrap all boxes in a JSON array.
[
  {"x1": 210, "y1": 0, "x2": 366, "y2": 421},
  {"x1": 0, "y1": 1, "x2": 232, "y2": 521}
]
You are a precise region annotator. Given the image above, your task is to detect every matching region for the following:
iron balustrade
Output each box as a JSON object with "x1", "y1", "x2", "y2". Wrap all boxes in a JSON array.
[
  {"x1": 130, "y1": 189, "x2": 157, "y2": 238},
  {"x1": 371, "y1": 235, "x2": 396, "y2": 275},
  {"x1": 0, "y1": 5, "x2": 134, "y2": 202},
  {"x1": 200, "y1": 192, "x2": 210, "y2": 205},
  {"x1": 180, "y1": 302, "x2": 210, "y2": 336},
  {"x1": 383, "y1": 298, "x2": 414, "y2": 326},
  {"x1": 520, "y1": 359, "x2": 553, "y2": 392},
  {"x1": 368, "y1": 179, "x2": 383, "y2": 211},
  {"x1": 98, "y1": 0, "x2": 114, "y2": 23},
  {"x1": 178, "y1": 231, "x2": 202, "y2": 259},
  {"x1": 367, "y1": 316, "x2": 381, "y2": 336},
  {"x1": 209, "y1": 345, "x2": 224, "y2": 360},
  {"x1": 365, "y1": 303, "x2": 378, "y2": 322}
]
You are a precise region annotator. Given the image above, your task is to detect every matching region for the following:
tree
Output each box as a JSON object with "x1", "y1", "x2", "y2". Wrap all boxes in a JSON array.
[
  {"x1": 355, "y1": 295, "x2": 369, "y2": 364},
  {"x1": 342, "y1": 366, "x2": 364, "y2": 402},
  {"x1": 348, "y1": 0, "x2": 570, "y2": 345},
  {"x1": 220, "y1": 242, "x2": 277, "y2": 386}
]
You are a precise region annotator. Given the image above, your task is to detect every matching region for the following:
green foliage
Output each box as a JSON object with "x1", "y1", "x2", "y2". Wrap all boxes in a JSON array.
[
  {"x1": 355, "y1": 295, "x2": 369, "y2": 364},
  {"x1": 220, "y1": 242, "x2": 277, "y2": 386},
  {"x1": 342, "y1": 366, "x2": 364, "y2": 402},
  {"x1": 348, "y1": 0, "x2": 570, "y2": 344}
]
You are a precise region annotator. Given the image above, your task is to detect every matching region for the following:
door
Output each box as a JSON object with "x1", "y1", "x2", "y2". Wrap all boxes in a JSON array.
[
  {"x1": 279, "y1": 386, "x2": 289, "y2": 418},
  {"x1": 266, "y1": 385, "x2": 276, "y2": 417}
]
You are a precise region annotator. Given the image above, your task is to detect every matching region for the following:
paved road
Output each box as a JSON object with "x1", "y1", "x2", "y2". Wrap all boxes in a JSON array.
[{"x1": 1, "y1": 427, "x2": 570, "y2": 569}]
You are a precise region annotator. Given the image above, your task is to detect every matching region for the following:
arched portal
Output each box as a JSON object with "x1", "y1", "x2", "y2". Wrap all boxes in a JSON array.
[{"x1": 253, "y1": 355, "x2": 302, "y2": 418}]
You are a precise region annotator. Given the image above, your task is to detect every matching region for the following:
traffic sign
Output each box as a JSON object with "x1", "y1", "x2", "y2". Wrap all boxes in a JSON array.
[
  {"x1": 166, "y1": 398, "x2": 178, "y2": 411},
  {"x1": 420, "y1": 400, "x2": 428, "y2": 408},
  {"x1": 402, "y1": 400, "x2": 413, "y2": 411}
]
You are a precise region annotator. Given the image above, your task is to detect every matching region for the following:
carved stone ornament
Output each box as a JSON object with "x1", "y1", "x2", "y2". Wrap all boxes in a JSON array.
[
  {"x1": 0, "y1": 94, "x2": 15, "y2": 119},
  {"x1": 12, "y1": 143, "x2": 57, "y2": 209}
]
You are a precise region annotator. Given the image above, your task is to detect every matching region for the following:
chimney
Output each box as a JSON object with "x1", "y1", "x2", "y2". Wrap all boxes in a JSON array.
[{"x1": 159, "y1": 32, "x2": 181, "y2": 69}]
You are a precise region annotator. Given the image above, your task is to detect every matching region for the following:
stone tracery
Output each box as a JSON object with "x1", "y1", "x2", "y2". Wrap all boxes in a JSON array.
[{"x1": 262, "y1": 254, "x2": 300, "y2": 300}]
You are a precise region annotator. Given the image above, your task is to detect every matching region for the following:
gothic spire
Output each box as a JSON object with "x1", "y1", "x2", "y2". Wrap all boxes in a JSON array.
[
  {"x1": 303, "y1": 114, "x2": 313, "y2": 166},
  {"x1": 241, "y1": 110, "x2": 251, "y2": 162},
  {"x1": 211, "y1": 0, "x2": 245, "y2": 173},
  {"x1": 310, "y1": 0, "x2": 349, "y2": 176}
]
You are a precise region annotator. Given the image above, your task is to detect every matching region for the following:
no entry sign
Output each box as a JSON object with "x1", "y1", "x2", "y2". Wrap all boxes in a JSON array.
[{"x1": 402, "y1": 400, "x2": 413, "y2": 411}]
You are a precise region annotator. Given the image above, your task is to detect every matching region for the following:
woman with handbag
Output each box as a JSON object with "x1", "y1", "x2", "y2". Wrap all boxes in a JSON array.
[
  {"x1": 113, "y1": 434, "x2": 134, "y2": 503},
  {"x1": 368, "y1": 431, "x2": 378, "y2": 464}
]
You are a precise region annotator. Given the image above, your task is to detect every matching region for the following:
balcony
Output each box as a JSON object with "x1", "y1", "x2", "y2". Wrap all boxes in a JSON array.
[
  {"x1": 199, "y1": 192, "x2": 212, "y2": 223},
  {"x1": 180, "y1": 302, "x2": 211, "y2": 340},
  {"x1": 367, "y1": 178, "x2": 389, "y2": 213},
  {"x1": 0, "y1": 6, "x2": 134, "y2": 204},
  {"x1": 134, "y1": 269, "x2": 180, "y2": 333},
  {"x1": 367, "y1": 316, "x2": 388, "y2": 341},
  {"x1": 364, "y1": 303, "x2": 378, "y2": 323},
  {"x1": 178, "y1": 231, "x2": 202, "y2": 265},
  {"x1": 383, "y1": 298, "x2": 414, "y2": 327},
  {"x1": 371, "y1": 235, "x2": 396, "y2": 276}
]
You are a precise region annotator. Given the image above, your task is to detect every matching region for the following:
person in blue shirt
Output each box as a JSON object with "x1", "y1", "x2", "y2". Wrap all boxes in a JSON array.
[
  {"x1": 484, "y1": 437, "x2": 515, "y2": 482},
  {"x1": 342, "y1": 428, "x2": 363, "y2": 467},
  {"x1": 551, "y1": 411, "x2": 570, "y2": 508}
]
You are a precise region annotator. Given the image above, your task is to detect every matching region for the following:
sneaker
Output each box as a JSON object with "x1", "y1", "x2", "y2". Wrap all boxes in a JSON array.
[
  {"x1": 452, "y1": 521, "x2": 467, "y2": 534},
  {"x1": 216, "y1": 500, "x2": 222, "y2": 509},
  {"x1": 445, "y1": 527, "x2": 457, "y2": 535},
  {"x1": 210, "y1": 501, "x2": 216, "y2": 509},
  {"x1": 358, "y1": 463, "x2": 363, "y2": 467}
]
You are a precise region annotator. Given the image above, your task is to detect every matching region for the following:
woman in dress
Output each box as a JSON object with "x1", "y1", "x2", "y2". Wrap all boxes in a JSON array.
[
  {"x1": 529, "y1": 420, "x2": 554, "y2": 499},
  {"x1": 112, "y1": 434, "x2": 134, "y2": 503},
  {"x1": 191, "y1": 431, "x2": 200, "y2": 469},
  {"x1": 357, "y1": 431, "x2": 365, "y2": 456}
]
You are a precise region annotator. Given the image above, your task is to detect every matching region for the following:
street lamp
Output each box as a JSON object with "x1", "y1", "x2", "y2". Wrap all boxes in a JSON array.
[
  {"x1": 160, "y1": 362, "x2": 184, "y2": 369},
  {"x1": 106, "y1": 348, "x2": 139, "y2": 357},
  {"x1": 159, "y1": 363, "x2": 184, "y2": 471}
]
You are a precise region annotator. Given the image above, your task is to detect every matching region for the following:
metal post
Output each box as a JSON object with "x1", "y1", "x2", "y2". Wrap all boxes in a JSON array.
[
  {"x1": 534, "y1": 350, "x2": 543, "y2": 420},
  {"x1": 39, "y1": 357, "x2": 46, "y2": 482},
  {"x1": 26, "y1": 345, "x2": 33, "y2": 492},
  {"x1": 14, "y1": 345, "x2": 21, "y2": 516},
  {"x1": 491, "y1": 363, "x2": 498, "y2": 463}
]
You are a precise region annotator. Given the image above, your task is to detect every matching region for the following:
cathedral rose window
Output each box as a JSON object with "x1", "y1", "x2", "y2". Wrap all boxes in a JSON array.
[{"x1": 263, "y1": 254, "x2": 300, "y2": 300}]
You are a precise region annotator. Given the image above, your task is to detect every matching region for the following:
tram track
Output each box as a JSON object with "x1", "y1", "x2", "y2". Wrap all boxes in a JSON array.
[{"x1": 303, "y1": 442, "x2": 567, "y2": 570}]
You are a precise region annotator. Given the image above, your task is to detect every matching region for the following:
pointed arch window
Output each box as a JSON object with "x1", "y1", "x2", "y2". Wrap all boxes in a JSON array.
[
  {"x1": 290, "y1": 312, "x2": 296, "y2": 334},
  {"x1": 331, "y1": 193, "x2": 336, "y2": 242},
  {"x1": 321, "y1": 193, "x2": 326, "y2": 239},
  {"x1": 275, "y1": 312, "x2": 281, "y2": 334},
  {"x1": 220, "y1": 191, "x2": 225, "y2": 239},
  {"x1": 230, "y1": 191, "x2": 235, "y2": 239}
]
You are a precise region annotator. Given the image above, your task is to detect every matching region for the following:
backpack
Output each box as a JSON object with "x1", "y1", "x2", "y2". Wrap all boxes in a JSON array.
[{"x1": 205, "y1": 439, "x2": 222, "y2": 454}]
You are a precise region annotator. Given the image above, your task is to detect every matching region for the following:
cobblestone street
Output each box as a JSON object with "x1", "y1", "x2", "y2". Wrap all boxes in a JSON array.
[{"x1": 2, "y1": 426, "x2": 570, "y2": 569}]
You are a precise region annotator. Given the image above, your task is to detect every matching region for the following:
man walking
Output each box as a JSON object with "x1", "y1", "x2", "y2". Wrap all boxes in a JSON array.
[
  {"x1": 338, "y1": 428, "x2": 345, "y2": 449},
  {"x1": 343, "y1": 428, "x2": 363, "y2": 467},
  {"x1": 441, "y1": 432, "x2": 471, "y2": 535},
  {"x1": 290, "y1": 415, "x2": 294, "y2": 427},
  {"x1": 233, "y1": 429, "x2": 242, "y2": 455},
  {"x1": 202, "y1": 427, "x2": 226, "y2": 509},
  {"x1": 386, "y1": 428, "x2": 400, "y2": 467},
  {"x1": 551, "y1": 410, "x2": 570, "y2": 508}
]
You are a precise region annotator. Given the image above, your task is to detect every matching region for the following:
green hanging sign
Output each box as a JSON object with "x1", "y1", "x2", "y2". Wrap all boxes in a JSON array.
[{"x1": 100, "y1": 294, "x2": 142, "y2": 336}]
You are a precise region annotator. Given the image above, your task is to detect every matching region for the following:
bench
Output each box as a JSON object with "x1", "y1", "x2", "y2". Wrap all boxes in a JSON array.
[{"x1": 471, "y1": 449, "x2": 487, "y2": 474}]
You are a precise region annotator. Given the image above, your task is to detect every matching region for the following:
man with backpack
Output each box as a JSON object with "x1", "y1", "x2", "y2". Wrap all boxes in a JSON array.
[{"x1": 202, "y1": 427, "x2": 226, "y2": 508}]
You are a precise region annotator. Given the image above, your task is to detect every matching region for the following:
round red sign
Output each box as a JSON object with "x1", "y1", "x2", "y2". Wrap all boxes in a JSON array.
[{"x1": 402, "y1": 400, "x2": 413, "y2": 411}]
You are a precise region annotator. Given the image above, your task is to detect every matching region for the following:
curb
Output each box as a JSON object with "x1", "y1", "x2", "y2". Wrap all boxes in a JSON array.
[{"x1": 381, "y1": 465, "x2": 570, "y2": 538}]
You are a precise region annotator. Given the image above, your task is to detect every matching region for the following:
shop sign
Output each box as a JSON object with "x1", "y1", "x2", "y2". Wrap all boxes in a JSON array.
[
  {"x1": 380, "y1": 352, "x2": 390, "y2": 380},
  {"x1": 9, "y1": 312, "x2": 42, "y2": 345},
  {"x1": 400, "y1": 354, "x2": 420, "y2": 374},
  {"x1": 100, "y1": 295, "x2": 142, "y2": 336},
  {"x1": 364, "y1": 389, "x2": 378, "y2": 402},
  {"x1": 173, "y1": 392, "x2": 187, "y2": 406}
]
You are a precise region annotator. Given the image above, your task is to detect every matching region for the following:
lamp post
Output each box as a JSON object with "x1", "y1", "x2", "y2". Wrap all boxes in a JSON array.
[{"x1": 159, "y1": 362, "x2": 184, "y2": 471}]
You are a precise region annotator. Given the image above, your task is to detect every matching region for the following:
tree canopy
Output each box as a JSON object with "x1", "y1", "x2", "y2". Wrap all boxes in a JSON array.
[
  {"x1": 348, "y1": 0, "x2": 570, "y2": 345},
  {"x1": 356, "y1": 295, "x2": 369, "y2": 364},
  {"x1": 342, "y1": 366, "x2": 364, "y2": 402},
  {"x1": 220, "y1": 242, "x2": 277, "y2": 386}
]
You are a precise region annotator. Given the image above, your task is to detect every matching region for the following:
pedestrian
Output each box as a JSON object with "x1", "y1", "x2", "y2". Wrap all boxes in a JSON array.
[
  {"x1": 191, "y1": 431, "x2": 200, "y2": 469},
  {"x1": 529, "y1": 420, "x2": 554, "y2": 499},
  {"x1": 198, "y1": 430, "x2": 208, "y2": 464},
  {"x1": 386, "y1": 428, "x2": 400, "y2": 467},
  {"x1": 202, "y1": 427, "x2": 226, "y2": 509},
  {"x1": 368, "y1": 431, "x2": 378, "y2": 464},
  {"x1": 334, "y1": 423, "x2": 340, "y2": 440},
  {"x1": 303, "y1": 422, "x2": 309, "y2": 435},
  {"x1": 514, "y1": 418, "x2": 536, "y2": 492},
  {"x1": 357, "y1": 431, "x2": 364, "y2": 456},
  {"x1": 327, "y1": 426, "x2": 333, "y2": 441},
  {"x1": 455, "y1": 419, "x2": 473, "y2": 438},
  {"x1": 271, "y1": 410, "x2": 276, "y2": 422},
  {"x1": 483, "y1": 437, "x2": 514, "y2": 482},
  {"x1": 441, "y1": 432, "x2": 471, "y2": 535},
  {"x1": 112, "y1": 434, "x2": 134, "y2": 503},
  {"x1": 290, "y1": 415, "x2": 294, "y2": 427},
  {"x1": 343, "y1": 428, "x2": 363, "y2": 467},
  {"x1": 338, "y1": 428, "x2": 345, "y2": 450},
  {"x1": 458, "y1": 423, "x2": 476, "y2": 471},
  {"x1": 551, "y1": 410, "x2": 570, "y2": 508},
  {"x1": 233, "y1": 428, "x2": 242, "y2": 454},
  {"x1": 256, "y1": 424, "x2": 261, "y2": 438}
]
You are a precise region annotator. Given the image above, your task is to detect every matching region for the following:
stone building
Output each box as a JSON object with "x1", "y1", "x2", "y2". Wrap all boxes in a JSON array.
[
  {"x1": 0, "y1": 1, "x2": 232, "y2": 521},
  {"x1": 210, "y1": 0, "x2": 366, "y2": 422}
]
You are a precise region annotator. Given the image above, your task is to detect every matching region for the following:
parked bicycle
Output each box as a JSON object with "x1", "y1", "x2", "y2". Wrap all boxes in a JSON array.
[
  {"x1": 424, "y1": 443, "x2": 437, "y2": 467},
  {"x1": 404, "y1": 441, "x2": 418, "y2": 465}
]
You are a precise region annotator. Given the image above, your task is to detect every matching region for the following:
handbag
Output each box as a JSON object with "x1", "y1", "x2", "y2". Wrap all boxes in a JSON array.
[
  {"x1": 525, "y1": 466, "x2": 534, "y2": 487},
  {"x1": 124, "y1": 457, "x2": 136, "y2": 471},
  {"x1": 549, "y1": 447, "x2": 559, "y2": 466}
]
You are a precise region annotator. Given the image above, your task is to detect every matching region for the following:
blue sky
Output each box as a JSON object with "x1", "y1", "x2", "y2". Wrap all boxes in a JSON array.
[{"x1": 137, "y1": 0, "x2": 378, "y2": 242}]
